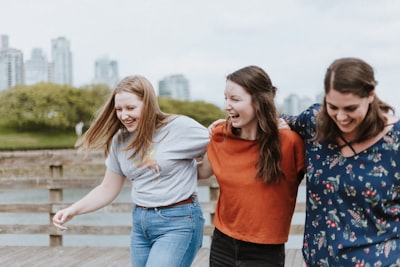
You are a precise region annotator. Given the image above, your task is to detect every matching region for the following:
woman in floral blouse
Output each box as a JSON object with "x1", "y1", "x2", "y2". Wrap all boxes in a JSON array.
[{"x1": 284, "y1": 57, "x2": 400, "y2": 266}]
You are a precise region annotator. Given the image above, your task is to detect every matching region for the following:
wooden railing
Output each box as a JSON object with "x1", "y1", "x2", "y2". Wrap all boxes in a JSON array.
[{"x1": 0, "y1": 162, "x2": 305, "y2": 247}]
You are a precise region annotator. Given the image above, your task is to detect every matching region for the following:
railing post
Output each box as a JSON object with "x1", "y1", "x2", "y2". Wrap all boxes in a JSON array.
[
  {"x1": 49, "y1": 161, "x2": 63, "y2": 178},
  {"x1": 49, "y1": 162, "x2": 63, "y2": 247}
]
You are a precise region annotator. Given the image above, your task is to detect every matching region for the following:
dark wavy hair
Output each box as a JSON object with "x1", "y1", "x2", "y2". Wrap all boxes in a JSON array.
[
  {"x1": 226, "y1": 65, "x2": 284, "y2": 183},
  {"x1": 316, "y1": 57, "x2": 394, "y2": 143}
]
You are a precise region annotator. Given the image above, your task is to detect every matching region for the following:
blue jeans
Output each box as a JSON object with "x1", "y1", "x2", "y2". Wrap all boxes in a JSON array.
[{"x1": 130, "y1": 198, "x2": 204, "y2": 267}]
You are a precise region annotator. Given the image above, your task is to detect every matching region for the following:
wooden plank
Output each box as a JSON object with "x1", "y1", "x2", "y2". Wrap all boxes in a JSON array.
[
  {"x1": 0, "y1": 177, "x2": 219, "y2": 190},
  {"x1": 0, "y1": 224, "x2": 52, "y2": 234},
  {"x1": 294, "y1": 202, "x2": 306, "y2": 212},
  {"x1": 0, "y1": 246, "x2": 131, "y2": 267},
  {"x1": 0, "y1": 247, "x2": 32, "y2": 266},
  {"x1": 0, "y1": 223, "x2": 304, "y2": 236},
  {"x1": 0, "y1": 224, "x2": 131, "y2": 235},
  {"x1": 52, "y1": 201, "x2": 217, "y2": 214},
  {"x1": 0, "y1": 202, "x2": 213, "y2": 213},
  {"x1": 197, "y1": 177, "x2": 219, "y2": 187},
  {"x1": 0, "y1": 201, "x2": 216, "y2": 214},
  {"x1": 285, "y1": 249, "x2": 307, "y2": 267},
  {"x1": 0, "y1": 246, "x2": 304, "y2": 267},
  {"x1": 0, "y1": 203, "x2": 52, "y2": 212},
  {"x1": 289, "y1": 224, "x2": 305, "y2": 235},
  {"x1": 191, "y1": 248, "x2": 209, "y2": 267}
]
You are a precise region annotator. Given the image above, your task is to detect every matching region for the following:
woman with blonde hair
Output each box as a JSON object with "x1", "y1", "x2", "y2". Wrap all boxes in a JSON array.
[{"x1": 53, "y1": 75, "x2": 209, "y2": 267}]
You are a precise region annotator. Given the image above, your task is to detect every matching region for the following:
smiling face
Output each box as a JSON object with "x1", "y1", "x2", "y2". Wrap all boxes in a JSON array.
[
  {"x1": 325, "y1": 88, "x2": 374, "y2": 140},
  {"x1": 114, "y1": 91, "x2": 144, "y2": 132},
  {"x1": 224, "y1": 80, "x2": 257, "y2": 139}
]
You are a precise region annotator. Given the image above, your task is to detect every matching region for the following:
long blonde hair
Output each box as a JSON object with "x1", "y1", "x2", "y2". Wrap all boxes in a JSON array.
[{"x1": 76, "y1": 75, "x2": 170, "y2": 159}]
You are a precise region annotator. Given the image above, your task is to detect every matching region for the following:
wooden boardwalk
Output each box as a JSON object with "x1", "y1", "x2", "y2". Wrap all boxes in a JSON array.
[{"x1": 0, "y1": 246, "x2": 305, "y2": 267}]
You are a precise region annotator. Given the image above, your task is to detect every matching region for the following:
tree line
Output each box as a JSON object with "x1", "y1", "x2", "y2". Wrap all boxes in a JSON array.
[{"x1": 0, "y1": 83, "x2": 226, "y2": 133}]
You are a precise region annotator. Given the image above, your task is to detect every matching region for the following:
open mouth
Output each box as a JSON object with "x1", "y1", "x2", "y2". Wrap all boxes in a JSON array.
[
  {"x1": 123, "y1": 119, "x2": 136, "y2": 128},
  {"x1": 337, "y1": 119, "x2": 353, "y2": 127}
]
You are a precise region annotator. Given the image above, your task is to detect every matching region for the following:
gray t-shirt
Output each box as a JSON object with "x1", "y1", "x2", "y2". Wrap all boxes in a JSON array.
[{"x1": 105, "y1": 115, "x2": 209, "y2": 207}]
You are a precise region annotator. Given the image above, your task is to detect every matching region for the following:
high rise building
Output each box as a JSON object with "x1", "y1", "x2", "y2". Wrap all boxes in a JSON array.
[
  {"x1": 0, "y1": 34, "x2": 24, "y2": 91},
  {"x1": 158, "y1": 74, "x2": 190, "y2": 100},
  {"x1": 281, "y1": 93, "x2": 314, "y2": 115},
  {"x1": 93, "y1": 56, "x2": 119, "y2": 89},
  {"x1": 0, "y1": 34, "x2": 9, "y2": 50},
  {"x1": 24, "y1": 48, "x2": 49, "y2": 85},
  {"x1": 50, "y1": 36, "x2": 72, "y2": 85}
]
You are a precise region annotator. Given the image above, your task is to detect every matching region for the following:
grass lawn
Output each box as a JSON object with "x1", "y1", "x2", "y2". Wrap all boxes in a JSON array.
[{"x1": 0, "y1": 131, "x2": 78, "y2": 150}]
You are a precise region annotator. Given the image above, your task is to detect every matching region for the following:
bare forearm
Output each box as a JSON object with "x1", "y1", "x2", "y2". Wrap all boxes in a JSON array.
[
  {"x1": 69, "y1": 184, "x2": 119, "y2": 215},
  {"x1": 68, "y1": 169, "x2": 125, "y2": 215},
  {"x1": 198, "y1": 153, "x2": 214, "y2": 179},
  {"x1": 53, "y1": 169, "x2": 125, "y2": 229}
]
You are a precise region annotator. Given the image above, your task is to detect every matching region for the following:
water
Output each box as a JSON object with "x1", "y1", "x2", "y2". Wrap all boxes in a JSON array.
[{"x1": 0, "y1": 185, "x2": 305, "y2": 249}]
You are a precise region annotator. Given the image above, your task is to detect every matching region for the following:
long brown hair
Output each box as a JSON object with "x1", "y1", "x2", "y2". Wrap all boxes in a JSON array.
[
  {"x1": 226, "y1": 65, "x2": 284, "y2": 183},
  {"x1": 76, "y1": 75, "x2": 169, "y2": 159},
  {"x1": 316, "y1": 57, "x2": 394, "y2": 143}
]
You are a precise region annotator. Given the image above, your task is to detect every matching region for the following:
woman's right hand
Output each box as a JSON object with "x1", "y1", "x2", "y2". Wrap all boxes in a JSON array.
[
  {"x1": 52, "y1": 208, "x2": 75, "y2": 231},
  {"x1": 278, "y1": 118, "x2": 290, "y2": 129},
  {"x1": 208, "y1": 119, "x2": 226, "y2": 135}
]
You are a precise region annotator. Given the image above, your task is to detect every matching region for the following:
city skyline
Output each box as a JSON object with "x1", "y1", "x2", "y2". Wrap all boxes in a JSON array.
[
  {"x1": 0, "y1": 35, "x2": 75, "y2": 90},
  {"x1": 0, "y1": 34, "x2": 348, "y2": 115},
  {"x1": 1, "y1": 0, "x2": 400, "y2": 108},
  {"x1": 0, "y1": 35, "x2": 314, "y2": 114},
  {"x1": 0, "y1": 34, "x2": 121, "y2": 92}
]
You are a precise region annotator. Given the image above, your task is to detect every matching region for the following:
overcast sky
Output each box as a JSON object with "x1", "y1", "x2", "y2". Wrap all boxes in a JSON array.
[{"x1": 1, "y1": 0, "x2": 400, "y2": 109}]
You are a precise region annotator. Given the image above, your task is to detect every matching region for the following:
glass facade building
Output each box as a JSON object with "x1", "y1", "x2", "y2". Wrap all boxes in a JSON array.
[
  {"x1": 93, "y1": 56, "x2": 119, "y2": 89},
  {"x1": 24, "y1": 48, "x2": 49, "y2": 85},
  {"x1": 158, "y1": 74, "x2": 190, "y2": 100},
  {"x1": 50, "y1": 37, "x2": 72, "y2": 85}
]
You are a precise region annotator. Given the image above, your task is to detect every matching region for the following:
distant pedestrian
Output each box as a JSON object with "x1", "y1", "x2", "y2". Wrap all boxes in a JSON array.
[{"x1": 74, "y1": 121, "x2": 84, "y2": 136}]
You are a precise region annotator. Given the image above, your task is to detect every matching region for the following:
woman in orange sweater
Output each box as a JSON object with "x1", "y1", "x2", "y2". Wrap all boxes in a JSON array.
[{"x1": 198, "y1": 65, "x2": 305, "y2": 267}]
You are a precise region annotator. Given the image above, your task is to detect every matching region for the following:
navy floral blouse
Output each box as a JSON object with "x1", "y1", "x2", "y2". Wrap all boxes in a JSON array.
[{"x1": 284, "y1": 104, "x2": 400, "y2": 267}]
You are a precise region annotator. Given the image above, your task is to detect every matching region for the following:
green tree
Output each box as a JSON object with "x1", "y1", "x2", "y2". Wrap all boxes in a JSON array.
[
  {"x1": 0, "y1": 83, "x2": 223, "y2": 133},
  {"x1": 0, "y1": 83, "x2": 110, "y2": 132},
  {"x1": 158, "y1": 97, "x2": 225, "y2": 126}
]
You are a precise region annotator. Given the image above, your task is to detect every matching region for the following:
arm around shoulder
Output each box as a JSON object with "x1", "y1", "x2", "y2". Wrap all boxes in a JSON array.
[{"x1": 197, "y1": 153, "x2": 214, "y2": 179}]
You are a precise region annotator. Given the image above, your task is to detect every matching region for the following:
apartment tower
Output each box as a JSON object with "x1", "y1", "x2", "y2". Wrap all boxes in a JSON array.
[{"x1": 50, "y1": 36, "x2": 72, "y2": 85}]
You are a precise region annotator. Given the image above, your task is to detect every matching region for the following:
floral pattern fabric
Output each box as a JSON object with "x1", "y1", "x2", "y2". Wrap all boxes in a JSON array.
[{"x1": 283, "y1": 104, "x2": 400, "y2": 267}]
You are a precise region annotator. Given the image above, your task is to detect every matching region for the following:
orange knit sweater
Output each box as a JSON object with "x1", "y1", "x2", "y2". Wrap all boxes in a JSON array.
[{"x1": 207, "y1": 123, "x2": 305, "y2": 244}]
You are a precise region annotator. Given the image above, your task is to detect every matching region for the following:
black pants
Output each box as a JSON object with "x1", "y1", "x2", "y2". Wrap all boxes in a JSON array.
[{"x1": 210, "y1": 228, "x2": 285, "y2": 267}]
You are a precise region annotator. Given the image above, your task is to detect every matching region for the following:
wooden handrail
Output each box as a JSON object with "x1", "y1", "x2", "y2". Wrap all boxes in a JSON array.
[{"x1": 0, "y1": 164, "x2": 305, "y2": 247}]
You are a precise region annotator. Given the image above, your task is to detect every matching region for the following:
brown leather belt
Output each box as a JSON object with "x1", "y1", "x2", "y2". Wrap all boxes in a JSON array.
[{"x1": 136, "y1": 194, "x2": 197, "y2": 210}]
